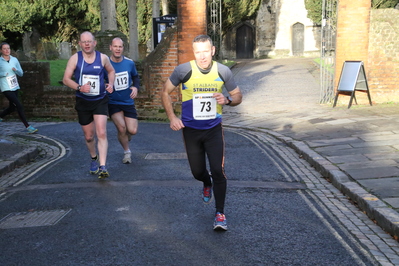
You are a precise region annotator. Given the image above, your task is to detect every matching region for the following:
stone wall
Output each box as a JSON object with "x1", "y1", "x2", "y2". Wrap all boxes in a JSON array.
[
  {"x1": 367, "y1": 9, "x2": 399, "y2": 102},
  {"x1": 255, "y1": 0, "x2": 275, "y2": 58},
  {"x1": 95, "y1": 30, "x2": 129, "y2": 57}
]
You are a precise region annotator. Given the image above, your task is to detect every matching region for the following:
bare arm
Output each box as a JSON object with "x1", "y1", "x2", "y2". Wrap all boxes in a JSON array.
[
  {"x1": 62, "y1": 54, "x2": 79, "y2": 91},
  {"x1": 227, "y1": 87, "x2": 242, "y2": 106},
  {"x1": 213, "y1": 87, "x2": 243, "y2": 106},
  {"x1": 161, "y1": 79, "x2": 185, "y2": 131},
  {"x1": 102, "y1": 54, "x2": 115, "y2": 93}
]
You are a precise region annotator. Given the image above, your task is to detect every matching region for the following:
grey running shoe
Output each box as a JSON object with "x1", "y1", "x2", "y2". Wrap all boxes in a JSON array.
[{"x1": 122, "y1": 152, "x2": 131, "y2": 164}]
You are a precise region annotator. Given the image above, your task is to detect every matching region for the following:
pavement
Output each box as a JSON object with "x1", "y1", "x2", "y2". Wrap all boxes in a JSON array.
[{"x1": 2, "y1": 57, "x2": 399, "y2": 240}]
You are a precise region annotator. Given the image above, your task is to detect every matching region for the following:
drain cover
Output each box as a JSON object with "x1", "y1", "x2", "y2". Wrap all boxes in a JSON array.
[
  {"x1": 0, "y1": 209, "x2": 71, "y2": 229},
  {"x1": 145, "y1": 153, "x2": 187, "y2": 159}
]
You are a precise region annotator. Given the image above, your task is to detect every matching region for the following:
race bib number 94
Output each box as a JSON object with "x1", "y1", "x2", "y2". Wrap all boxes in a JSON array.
[
  {"x1": 193, "y1": 93, "x2": 216, "y2": 120},
  {"x1": 82, "y1": 74, "x2": 100, "y2": 96}
]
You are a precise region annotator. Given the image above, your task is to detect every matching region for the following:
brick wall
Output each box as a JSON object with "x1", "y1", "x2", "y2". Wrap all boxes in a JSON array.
[
  {"x1": 334, "y1": 0, "x2": 371, "y2": 93},
  {"x1": 334, "y1": 2, "x2": 399, "y2": 104},
  {"x1": 33, "y1": 86, "x2": 76, "y2": 120},
  {"x1": 0, "y1": 61, "x2": 78, "y2": 121},
  {"x1": 177, "y1": 0, "x2": 207, "y2": 64},
  {"x1": 139, "y1": 26, "x2": 180, "y2": 119},
  {"x1": 367, "y1": 9, "x2": 399, "y2": 102}
]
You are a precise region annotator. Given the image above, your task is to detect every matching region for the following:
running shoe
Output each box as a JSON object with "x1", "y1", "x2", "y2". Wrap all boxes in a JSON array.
[
  {"x1": 213, "y1": 212, "x2": 227, "y2": 231},
  {"x1": 203, "y1": 186, "x2": 213, "y2": 204},
  {"x1": 98, "y1": 165, "x2": 110, "y2": 179},
  {"x1": 90, "y1": 157, "x2": 99, "y2": 174},
  {"x1": 122, "y1": 151, "x2": 131, "y2": 164},
  {"x1": 27, "y1": 125, "x2": 38, "y2": 134}
]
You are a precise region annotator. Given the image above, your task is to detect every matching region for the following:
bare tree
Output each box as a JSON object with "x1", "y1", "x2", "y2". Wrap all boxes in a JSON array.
[
  {"x1": 129, "y1": 0, "x2": 139, "y2": 60},
  {"x1": 153, "y1": 0, "x2": 160, "y2": 17}
]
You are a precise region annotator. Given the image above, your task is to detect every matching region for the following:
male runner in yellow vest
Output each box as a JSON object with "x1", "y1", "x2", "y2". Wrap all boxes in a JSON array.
[{"x1": 161, "y1": 35, "x2": 242, "y2": 231}]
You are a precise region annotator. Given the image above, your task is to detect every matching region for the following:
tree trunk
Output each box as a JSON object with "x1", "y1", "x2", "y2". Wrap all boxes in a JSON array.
[
  {"x1": 153, "y1": 0, "x2": 160, "y2": 17},
  {"x1": 100, "y1": 0, "x2": 117, "y2": 31},
  {"x1": 161, "y1": 0, "x2": 169, "y2": 15},
  {"x1": 129, "y1": 0, "x2": 139, "y2": 60}
]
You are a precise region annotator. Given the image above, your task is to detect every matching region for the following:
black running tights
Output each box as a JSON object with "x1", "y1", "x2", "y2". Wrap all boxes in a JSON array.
[
  {"x1": 183, "y1": 123, "x2": 227, "y2": 214},
  {"x1": 0, "y1": 90, "x2": 29, "y2": 127}
]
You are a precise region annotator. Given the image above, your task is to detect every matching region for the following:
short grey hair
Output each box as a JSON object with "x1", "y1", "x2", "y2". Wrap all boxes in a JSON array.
[{"x1": 193, "y1": 35, "x2": 213, "y2": 46}]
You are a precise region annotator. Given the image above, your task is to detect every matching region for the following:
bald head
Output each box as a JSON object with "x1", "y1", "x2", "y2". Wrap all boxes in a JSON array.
[{"x1": 109, "y1": 38, "x2": 124, "y2": 62}]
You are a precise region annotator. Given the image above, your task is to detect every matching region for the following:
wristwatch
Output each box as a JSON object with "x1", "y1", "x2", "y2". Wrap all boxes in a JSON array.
[
  {"x1": 226, "y1": 96, "x2": 232, "y2": 105},
  {"x1": 77, "y1": 85, "x2": 81, "y2": 92}
]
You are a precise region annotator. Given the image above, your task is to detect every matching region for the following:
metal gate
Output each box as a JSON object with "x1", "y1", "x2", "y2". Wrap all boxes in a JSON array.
[
  {"x1": 320, "y1": 0, "x2": 338, "y2": 104},
  {"x1": 207, "y1": 0, "x2": 222, "y2": 59}
]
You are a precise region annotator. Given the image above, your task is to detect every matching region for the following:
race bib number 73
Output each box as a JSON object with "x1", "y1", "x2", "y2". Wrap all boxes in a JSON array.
[{"x1": 193, "y1": 93, "x2": 217, "y2": 120}]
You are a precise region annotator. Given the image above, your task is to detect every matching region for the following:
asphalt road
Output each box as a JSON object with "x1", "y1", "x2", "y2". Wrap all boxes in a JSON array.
[{"x1": 0, "y1": 122, "x2": 378, "y2": 265}]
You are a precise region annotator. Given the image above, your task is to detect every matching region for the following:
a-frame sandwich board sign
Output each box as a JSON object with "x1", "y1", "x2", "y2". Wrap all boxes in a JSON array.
[{"x1": 333, "y1": 61, "x2": 372, "y2": 109}]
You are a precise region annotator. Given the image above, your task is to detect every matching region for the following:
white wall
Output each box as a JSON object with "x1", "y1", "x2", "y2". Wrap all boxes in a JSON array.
[{"x1": 273, "y1": 0, "x2": 319, "y2": 56}]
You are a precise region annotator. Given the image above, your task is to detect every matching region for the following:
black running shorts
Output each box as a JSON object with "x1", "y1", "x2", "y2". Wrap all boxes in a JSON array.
[
  {"x1": 108, "y1": 104, "x2": 138, "y2": 119},
  {"x1": 75, "y1": 96, "x2": 109, "y2": 125}
]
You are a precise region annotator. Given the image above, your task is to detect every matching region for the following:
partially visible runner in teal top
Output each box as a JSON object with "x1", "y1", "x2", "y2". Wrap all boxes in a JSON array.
[{"x1": 0, "y1": 42, "x2": 38, "y2": 133}]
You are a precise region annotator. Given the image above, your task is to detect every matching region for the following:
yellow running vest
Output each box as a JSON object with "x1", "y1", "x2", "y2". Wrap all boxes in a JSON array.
[{"x1": 181, "y1": 61, "x2": 224, "y2": 129}]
